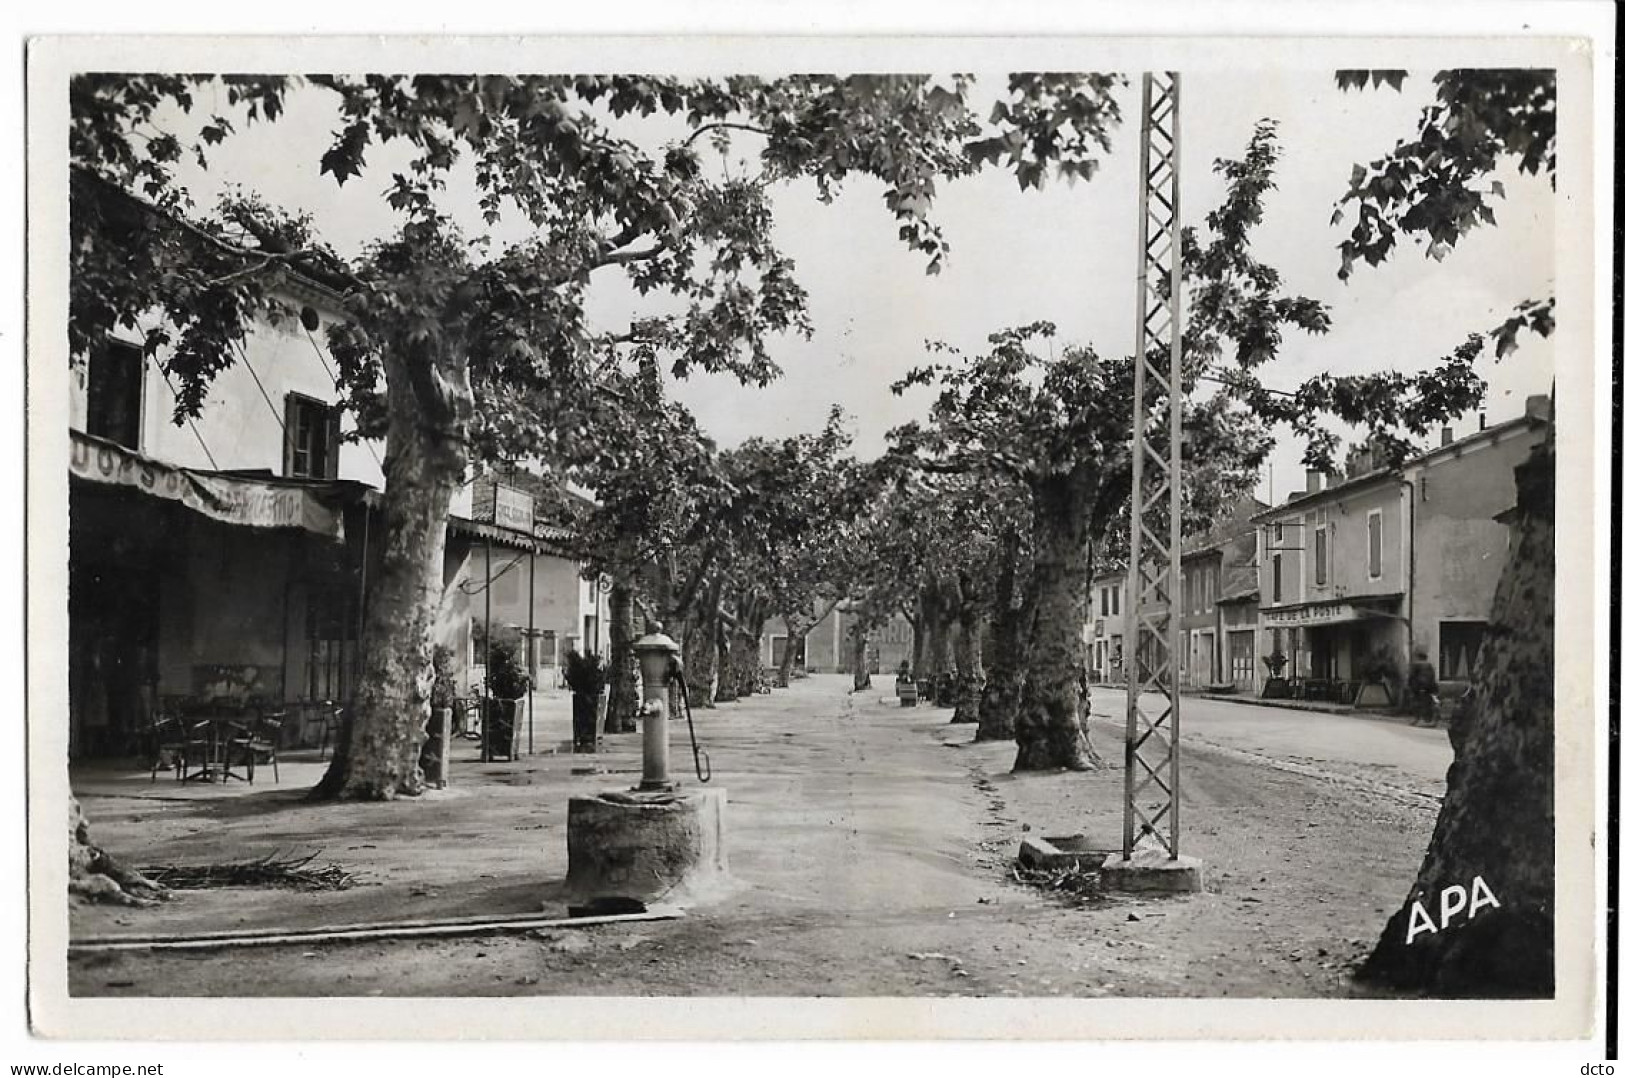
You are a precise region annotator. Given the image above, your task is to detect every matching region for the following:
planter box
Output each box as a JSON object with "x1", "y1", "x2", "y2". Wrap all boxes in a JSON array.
[
  {"x1": 484, "y1": 697, "x2": 524, "y2": 761},
  {"x1": 572, "y1": 691, "x2": 608, "y2": 752},
  {"x1": 1354, "y1": 681, "x2": 1395, "y2": 709}
]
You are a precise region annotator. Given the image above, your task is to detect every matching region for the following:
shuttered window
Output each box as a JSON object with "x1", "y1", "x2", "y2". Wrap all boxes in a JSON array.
[
  {"x1": 85, "y1": 340, "x2": 144, "y2": 450},
  {"x1": 1368, "y1": 510, "x2": 1383, "y2": 579},
  {"x1": 284, "y1": 393, "x2": 341, "y2": 479}
]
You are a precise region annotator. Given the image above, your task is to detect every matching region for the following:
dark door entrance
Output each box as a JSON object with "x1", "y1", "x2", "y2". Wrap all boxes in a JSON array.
[{"x1": 69, "y1": 486, "x2": 165, "y2": 758}]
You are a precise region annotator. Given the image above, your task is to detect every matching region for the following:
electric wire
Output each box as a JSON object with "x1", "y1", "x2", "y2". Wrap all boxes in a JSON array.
[
  {"x1": 230, "y1": 338, "x2": 289, "y2": 440},
  {"x1": 460, "y1": 552, "x2": 528, "y2": 596},
  {"x1": 151, "y1": 359, "x2": 220, "y2": 469},
  {"x1": 303, "y1": 325, "x2": 386, "y2": 473}
]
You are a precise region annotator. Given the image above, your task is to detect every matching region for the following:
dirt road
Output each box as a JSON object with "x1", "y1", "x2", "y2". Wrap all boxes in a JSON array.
[{"x1": 70, "y1": 676, "x2": 1439, "y2": 998}]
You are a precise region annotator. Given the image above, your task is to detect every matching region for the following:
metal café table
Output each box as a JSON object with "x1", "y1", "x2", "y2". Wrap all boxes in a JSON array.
[{"x1": 179, "y1": 709, "x2": 254, "y2": 783}]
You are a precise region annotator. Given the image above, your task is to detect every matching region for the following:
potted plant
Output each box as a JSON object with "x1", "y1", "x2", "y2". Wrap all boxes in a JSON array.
[
  {"x1": 419, "y1": 645, "x2": 457, "y2": 784},
  {"x1": 484, "y1": 639, "x2": 529, "y2": 761},
  {"x1": 1260, "y1": 650, "x2": 1291, "y2": 699},
  {"x1": 1356, "y1": 644, "x2": 1401, "y2": 708},
  {"x1": 563, "y1": 649, "x2": 610, "y2": 752}
]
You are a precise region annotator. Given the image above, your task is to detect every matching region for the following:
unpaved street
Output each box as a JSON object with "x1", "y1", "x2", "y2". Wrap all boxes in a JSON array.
[{"x1": 71, "y1": 676, "x2": 1442, "y2": 997}]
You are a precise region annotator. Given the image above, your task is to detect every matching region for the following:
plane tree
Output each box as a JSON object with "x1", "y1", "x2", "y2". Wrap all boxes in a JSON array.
[
  {"x1": 68, "y1": 71, "x2": 1128, "y2": 816},
  {"x1": 1321, "y1": 69, "x2": 1559, "y2": 998},
  {"x1": 818, "y1": 472, "x2": 933, "y2": 691},
  {"x1": 733, "y1": 418, "x2": 862, "y2": 691},
  {"x1": 890, "y1": 120, "x2": 1332, "y2": 770},
  {"x1": 881, "y1": 474, "x2": 1008, "y2": 722},
  {"x1": 970, "y1": 484, "x2": 1035, "y2": 742},
  {"x1": 533, "y1": 352, "x2": 726, "y2": 729}
]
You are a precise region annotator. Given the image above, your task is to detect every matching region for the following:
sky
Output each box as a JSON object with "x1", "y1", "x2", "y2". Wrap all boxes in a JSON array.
[{"x1": 160, "y1": 70, "x2": 1555, "y2": 503}]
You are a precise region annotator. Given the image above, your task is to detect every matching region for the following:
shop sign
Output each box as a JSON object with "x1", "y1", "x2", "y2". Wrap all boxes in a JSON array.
[
  {"x1": 493, "y1": 484, "x2": 534, "y2": 534},
  {"x1": 70, "y1": 431, "x2": 343, "y2": 538},
  {"x1": 1260, "y1": 601, "x2": 1362, "y2": 629}
]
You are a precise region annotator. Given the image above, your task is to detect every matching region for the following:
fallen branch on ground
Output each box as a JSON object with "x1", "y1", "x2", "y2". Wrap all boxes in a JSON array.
[
  {"x1": 139, "y1": 850, "x2": 357, "y2": 891},
  {"x1": 1007, "y1": 861, "x2": 1104, "y2": 903}
]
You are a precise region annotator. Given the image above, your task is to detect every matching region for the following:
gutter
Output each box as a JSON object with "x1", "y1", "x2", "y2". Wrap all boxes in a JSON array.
[{"x1": 1398, "y1": 477, "x2": 1417, "y2": 660}]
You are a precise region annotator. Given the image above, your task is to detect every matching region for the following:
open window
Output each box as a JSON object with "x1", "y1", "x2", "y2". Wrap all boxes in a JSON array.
[{"x1": 284, "y1": 393, "x2": 341, "y2": 479}]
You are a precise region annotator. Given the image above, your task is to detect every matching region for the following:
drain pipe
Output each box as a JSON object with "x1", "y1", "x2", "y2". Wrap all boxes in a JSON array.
[{"x1": 1398, "y1": 476, "x2": 1417, "y2": 664}]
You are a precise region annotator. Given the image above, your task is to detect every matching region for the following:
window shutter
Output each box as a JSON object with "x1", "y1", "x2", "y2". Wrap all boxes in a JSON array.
[
  {"x1": 325, "y1": 406, "x2": 342, "y2": 479},
  {"x1": 282, "y1": 393, "x2": 298, "y2": 477}
]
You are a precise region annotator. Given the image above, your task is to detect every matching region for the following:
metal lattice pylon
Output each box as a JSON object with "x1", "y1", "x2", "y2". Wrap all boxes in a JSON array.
[{"x1": 1122, "y1": 71, "x2": 1184, "y2": 860}]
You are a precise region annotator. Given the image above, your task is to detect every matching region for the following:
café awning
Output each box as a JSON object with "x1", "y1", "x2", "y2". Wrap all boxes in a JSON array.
[{"x1": 69, "y1": 430, "x2": 345, "y2": 540}]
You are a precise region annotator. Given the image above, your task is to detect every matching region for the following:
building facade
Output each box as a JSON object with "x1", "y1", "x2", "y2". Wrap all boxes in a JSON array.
[
  {"x1": 67, "y1": 276, "x2": 398, "y2": 755},
  {"x1": 66, "y1": 268, "x2": 600, "y2": 755},
  {"x1": 1252, "y1": 399, "x2": 1547, "y2": 700},
  {"x1": 1086, "y1": 495, "x2": 1261, "y2": 692},
  {"x1": 1090, "y1": 570, "x2": 1127, "y2": 686},
  {"x1": 464, "y1": 470, "x2": 612, "y2": 688},
  {"x1": 1179, "y1": 498, "x2": 1267, "y2": 691},
  {"x1": 761, "y1": 607, "x2": 914, "y2": 675}
]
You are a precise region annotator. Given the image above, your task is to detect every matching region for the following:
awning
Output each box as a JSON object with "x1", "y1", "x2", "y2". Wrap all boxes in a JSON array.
[
  {"x1": 448, "y1": 515, "x2": 543, "y2": 553},
  {"x1": 447, "y1": 514, "x2": 577, "y2": 558},
  {"x1": 70, "y1": 430, "x2": 344, "y2": 540},
  {"x1": 1258, "y1": 593, "x2": 1404, "y2": 630}
]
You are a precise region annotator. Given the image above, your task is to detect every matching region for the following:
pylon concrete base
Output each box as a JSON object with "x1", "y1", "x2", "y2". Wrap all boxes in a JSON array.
[
  {"x1": 1017, "y1": 834, "x2": 1114, "y2": 872},
  {"x1": 1099, "y1": 850, "x2": 1205, "y2": 893},
  {"x1": 565, "y1": 788, "x2": 727, "y2": 906}
]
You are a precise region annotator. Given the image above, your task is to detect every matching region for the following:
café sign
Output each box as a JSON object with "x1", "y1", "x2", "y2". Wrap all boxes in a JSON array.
[
  {"x1": 493, "y1": 484, "x2": 535, "y2": 535},
  {"x1": 1260, "y1": 601, "x2": 1364, "y2": 629}
]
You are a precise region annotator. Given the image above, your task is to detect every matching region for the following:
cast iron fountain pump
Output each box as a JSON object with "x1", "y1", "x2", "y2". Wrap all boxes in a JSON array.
[{"x1": 632, "y1": 624, "x2": 680, "y2": 792}]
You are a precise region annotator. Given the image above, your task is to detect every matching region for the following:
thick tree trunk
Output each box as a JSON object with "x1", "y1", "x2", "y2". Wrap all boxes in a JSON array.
[
  {"x1": 605, "y1": 581, "x2": 639, "y2": 734},
  {"x1": 950, "y1": 607, "x2": 986, "y2": 725},
  {"x1": 914, "y1": 588, "x2": 936, "y2": 682},
  {"x1": 313, "y1": 348, "x2": 469, "y2": 800},
  {"x1": 776, "y1": 627, "x2": 804, "y2": 689},
  {"x1": 977, "y1": 526, "x2": 1031, "y2": 742},
  {"x1": 727, "y1": 625, "x2": 757, "y2": 699},
  {"x1": 1013, "y1": 475, "x2": 1103, "y2": 771},
  {"x1": 645, "y1": 557, "x2": 691, "y2": 652},
  {"x1": 742, "y1": 611, "x2": 768, "y2": 695},
  {"x1": 906, "y1": 609, "x2": 924, "y2": 676},
  {"x1": 69, "y1": 795, "x2": 169, "y2": 906},
  {"x1": 924, "y1": 585, "x2": 957, "y2": 708},
  {"x1": 849, "y1": 620, "x2": 873, "y2": 691},
  {"x1": 714, "y1": 613, "x2": 738, "y2": 704},
  {"x1": 684, "y1": 584, "x2": 721, "y2": 708},
  {"x1": 978, "y1": 661, "x2": 1024, "y2": 741},
  {"x1": 1357, "y1": 435, "x2": 1554, "y2": 996}
]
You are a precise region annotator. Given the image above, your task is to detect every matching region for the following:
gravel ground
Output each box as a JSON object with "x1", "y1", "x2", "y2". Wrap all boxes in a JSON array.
[{"x1": 68, "y1": 675, "x2": 1439, "y2": 998}]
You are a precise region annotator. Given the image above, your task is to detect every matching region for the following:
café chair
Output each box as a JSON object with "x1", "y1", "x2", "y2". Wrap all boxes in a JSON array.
[
  {"x1": 147, "y1": 713, "x2": 189, "y2": 782},
  {"x1": 231, "y1": 710, "x2": 285, "y2": 783}
]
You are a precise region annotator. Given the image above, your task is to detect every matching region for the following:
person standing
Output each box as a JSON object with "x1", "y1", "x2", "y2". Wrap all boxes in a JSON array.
[{"x1": 1407, "y1": 645, "x2": 1440, "y2": 727}]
